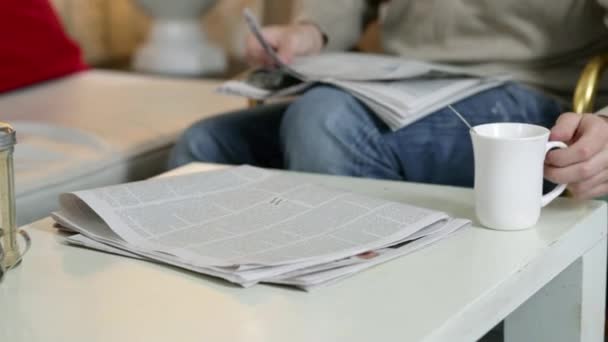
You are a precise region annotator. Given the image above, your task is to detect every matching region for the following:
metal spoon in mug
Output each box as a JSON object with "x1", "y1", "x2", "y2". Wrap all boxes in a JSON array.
[{"x1": 447, "y1": 105, "x2": 477, "y2": 133}]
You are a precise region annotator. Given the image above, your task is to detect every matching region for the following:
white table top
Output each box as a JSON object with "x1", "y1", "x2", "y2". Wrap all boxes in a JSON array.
[
  {"x1": 1, "y1": 163, "x2": 605, "y2": 342},
  {"x1": 1, "y1": 70, "x2": 244, "y2": 224}
]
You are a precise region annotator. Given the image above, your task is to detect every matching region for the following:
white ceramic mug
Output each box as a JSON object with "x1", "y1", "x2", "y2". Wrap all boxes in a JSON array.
[{"x1": 471, "y1": 123, "x2": 568, "y2": 230}]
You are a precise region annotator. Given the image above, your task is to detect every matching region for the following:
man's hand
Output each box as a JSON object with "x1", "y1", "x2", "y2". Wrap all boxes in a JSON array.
[
  {"x1": 245, "y1": 23, "x2": 324, "y2": 67},
  {"x1": 544, "y1": 112, "x2": 608, "y2": 199}
]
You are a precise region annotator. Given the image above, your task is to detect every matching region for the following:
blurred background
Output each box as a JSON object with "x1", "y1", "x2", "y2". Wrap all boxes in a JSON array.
[{"x1": 49, "y1": 0, "x2": 300, "y2": 77}]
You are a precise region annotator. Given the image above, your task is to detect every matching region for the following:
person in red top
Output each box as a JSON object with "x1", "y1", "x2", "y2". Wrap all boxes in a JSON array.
[{"x1": 0, "y1": 0, "x2": 87, "y2": 93}]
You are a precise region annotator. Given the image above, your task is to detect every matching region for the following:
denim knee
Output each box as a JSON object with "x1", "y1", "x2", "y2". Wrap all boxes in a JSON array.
[
  {"x1": 280, "y1": 87, "x2": 352, "y2": 172},
  {"x1": 168, "y1": 119, "x2": 223, "y2": 169},
  {"x1": 279, "y1": 86, "x2": 396, "y2": 177}
]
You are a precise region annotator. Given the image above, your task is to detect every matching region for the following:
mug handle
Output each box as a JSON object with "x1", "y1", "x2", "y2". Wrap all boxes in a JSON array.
[{"x1": 541, "y1": 141, "x2": 569, "y2": 207}]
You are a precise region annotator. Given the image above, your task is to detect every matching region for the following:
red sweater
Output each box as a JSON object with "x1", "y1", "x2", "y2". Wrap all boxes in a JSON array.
[{"x1": 0, "y1": 0, "x2": 88, "y2": 93}]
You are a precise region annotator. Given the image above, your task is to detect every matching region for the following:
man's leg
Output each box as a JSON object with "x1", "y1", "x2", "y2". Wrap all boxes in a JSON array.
[
  {"x1": 279, "y1": 82, "x2": 563, "y2": 186},
  {"x1": 389, "y1": 82, "x2": 563, "y2": 187},
  {"x1": 280, "y1": 86, "x2": 404, "y2": 180},
  {"x1": 168, "y1": 102, "x2": 288, "y2": 169}
]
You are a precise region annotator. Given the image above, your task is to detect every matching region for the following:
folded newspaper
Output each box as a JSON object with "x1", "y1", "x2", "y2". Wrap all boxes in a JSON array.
[
  {"x1": 52, "y1": 165, "x2": 469, "y2": 290},
  {"x1": 217, "y1": 9, "x2": 508, "y2": 130}
]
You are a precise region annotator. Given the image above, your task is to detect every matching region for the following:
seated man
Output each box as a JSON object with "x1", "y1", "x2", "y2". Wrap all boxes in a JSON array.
[{"x1": 170, "y1": 0, "x2": 608, "y2": 200}]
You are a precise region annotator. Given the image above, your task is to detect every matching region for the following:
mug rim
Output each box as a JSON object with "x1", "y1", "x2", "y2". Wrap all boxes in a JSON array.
[{"x1": 471, "y1": 122, "x2": 550, "y2": 141}]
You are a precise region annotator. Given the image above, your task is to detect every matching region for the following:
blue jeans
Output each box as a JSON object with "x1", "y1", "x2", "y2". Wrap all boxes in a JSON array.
[{"x1": 169, "y1": 83, "x2": 562, "y2": 188}]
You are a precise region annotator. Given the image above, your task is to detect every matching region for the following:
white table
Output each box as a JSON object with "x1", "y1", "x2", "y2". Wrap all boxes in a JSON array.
[
  {"x1": 0, "y1": 163, "x2": 606, "y2": 342},
  {"x1": 0, "y1": 71, "x2": 243, "y2": 224}
]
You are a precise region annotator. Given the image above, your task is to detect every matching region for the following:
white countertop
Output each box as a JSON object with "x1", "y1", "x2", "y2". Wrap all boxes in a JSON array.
[
  {"x1": 0, "y1": 163, "x2": 605, "y2": 342},
  {"x1": 0, "y1": 71, "x2": 245, "y2": 224}
]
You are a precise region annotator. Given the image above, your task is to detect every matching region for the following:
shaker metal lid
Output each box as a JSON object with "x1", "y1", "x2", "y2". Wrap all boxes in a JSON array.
[{"x1": 0, "y1": 122, "x2": 16, "y2": 150}]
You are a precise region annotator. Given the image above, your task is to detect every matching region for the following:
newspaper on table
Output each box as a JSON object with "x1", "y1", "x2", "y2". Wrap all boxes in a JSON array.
[
  {"x1": 52, "y1": 165, "x2": 469, "y2": 290},
  {"x1": 218, "y1": 9, "x2": 508, "y2": 131}
]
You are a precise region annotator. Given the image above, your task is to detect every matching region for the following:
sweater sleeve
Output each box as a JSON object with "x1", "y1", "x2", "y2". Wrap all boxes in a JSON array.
[{"x1": 294, "y1": 0, "x2": 368, "y2": 51}]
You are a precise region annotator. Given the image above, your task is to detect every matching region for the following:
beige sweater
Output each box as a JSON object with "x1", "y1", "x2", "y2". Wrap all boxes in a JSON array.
[{"x1": 297, "y1": 0, "x2": 608, "y2": 102}]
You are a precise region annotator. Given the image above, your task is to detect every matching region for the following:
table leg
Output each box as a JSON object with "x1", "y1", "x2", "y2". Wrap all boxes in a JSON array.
[{"x1": 504, "y1": 237, "x2": 607, "y2": 342}]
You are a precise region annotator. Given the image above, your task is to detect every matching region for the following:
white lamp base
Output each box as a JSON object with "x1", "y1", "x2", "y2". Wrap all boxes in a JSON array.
[{"x1": 133, "y1": 19, "x2": 226, "y2": 76}]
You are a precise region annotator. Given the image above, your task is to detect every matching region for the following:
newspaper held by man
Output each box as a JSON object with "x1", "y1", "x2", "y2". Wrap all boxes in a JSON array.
[{"x1": 218, "y1": 9, "x2": 508, "y2": 131}]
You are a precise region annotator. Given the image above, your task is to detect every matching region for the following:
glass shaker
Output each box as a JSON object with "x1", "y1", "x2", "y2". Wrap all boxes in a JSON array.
[{"x1": 0, "y1": 122, "x2": 30, "y2": 280}]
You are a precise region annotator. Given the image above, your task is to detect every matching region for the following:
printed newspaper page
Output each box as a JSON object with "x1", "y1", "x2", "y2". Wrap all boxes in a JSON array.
[{"x1": 58, "y1": 166, "x2": 449, "y2": 268}]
